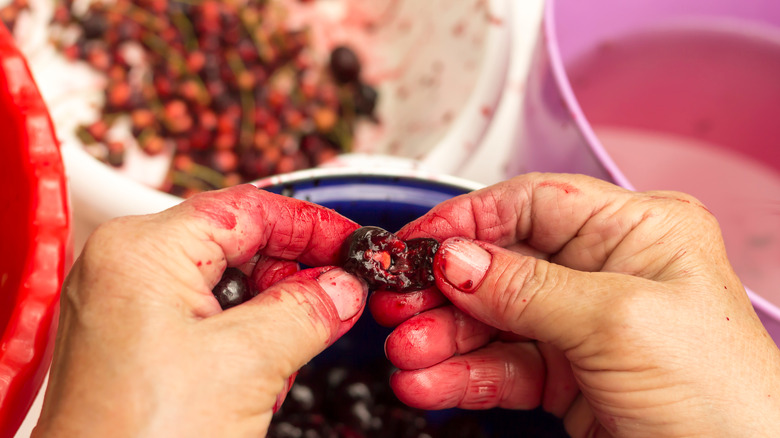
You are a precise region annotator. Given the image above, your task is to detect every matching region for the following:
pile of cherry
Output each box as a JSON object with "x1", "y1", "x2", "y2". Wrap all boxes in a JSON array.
[
  {"x1": 1, "y1": 0, "x2": 378, "y2": 197},
  {"x1": 212, "y1": 227, "x2": 568, "y2": 437}
]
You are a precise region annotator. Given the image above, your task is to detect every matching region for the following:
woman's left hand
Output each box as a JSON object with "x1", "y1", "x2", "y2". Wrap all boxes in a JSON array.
[{"x1": 33, "y1": 184, "x2": 367, "y2": 438}]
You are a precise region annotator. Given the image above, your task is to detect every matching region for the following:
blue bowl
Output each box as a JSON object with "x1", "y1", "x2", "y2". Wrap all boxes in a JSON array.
[
  {"x1": 260, "y1": 168, "x2": 482, "y2": 233},
  {"x1": 258, "y1": 169, "x2": 567, "y2": 437}
]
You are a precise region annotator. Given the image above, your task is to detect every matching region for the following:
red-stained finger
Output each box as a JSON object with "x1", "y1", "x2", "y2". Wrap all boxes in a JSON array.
[
  {"x1": 251, "y1": 255, "x2": 300, "y2": 292},
  {"x1": 78, "y1": 185, "x2": 357, "y2": 321},
  {"x1": 396, "y1": 173, "x2": 622, "y2": 255},
  {"x1": 208, "y1": 267, "x2": 368, "y2": 375},
  {"x1": 233, "y1": 253, "x2": 260, "y2": 277},
  {"x1": 200, "y1": 267, "x2": 367, "y2": 418},
  {"x1": 167, "y1": 184, "x2": 359, "y2": 268},
  {"x1": 368, "y1": 243, "x2": 548, "y2": 328},
  {"x1": 432, "y1": 237, "x2": 656, "y2": 351},
  {"x1": 390, "y1": 342, "x2": 545, "y2": 411},
  {"x1": 273, "y1": 372, "x2": 299, "y2": 414},
  {"x1": 385, "y1": 306, "x2": 496, "y2": 370},
  {"x1": 369, "y1": 287, "x2": 448, "y2": 327},
  {"x1": 104, "y1": 184, "x2": 360, "y2": 317},
  {"x1": 396, "y1": 173, "x2": 716, "y2": 276}
]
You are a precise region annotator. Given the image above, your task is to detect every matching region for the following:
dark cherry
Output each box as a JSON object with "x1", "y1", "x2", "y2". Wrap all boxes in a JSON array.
[
  {"x1": 211, "y1": 267, "x2": 254, "y2": 309},
  {"x1": 341, "y1": 226, "x2": 439, "y2": 292},
  {"x1": 80, "y1": 13, "x2": 109, "y2": 39},
  {"x1": 267, "y1": 414, "x2": 338, "y2": 438},
  {"x1": 329, "y1": 45, "x2": 361, "y2": 84}
]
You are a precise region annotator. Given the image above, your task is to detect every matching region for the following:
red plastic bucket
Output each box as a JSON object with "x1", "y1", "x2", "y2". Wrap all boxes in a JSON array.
[{"x1": 0, "y1": 23, "x2": 71, "y2": 438}]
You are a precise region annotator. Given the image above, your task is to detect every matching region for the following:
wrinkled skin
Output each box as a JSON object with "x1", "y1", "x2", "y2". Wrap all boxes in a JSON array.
[
  {"x1": 372, "y1": 173, "x2": 780, "y2": 437},
  {"x1": 33, "y1": 185, "x2": 367, "y2": 438}
]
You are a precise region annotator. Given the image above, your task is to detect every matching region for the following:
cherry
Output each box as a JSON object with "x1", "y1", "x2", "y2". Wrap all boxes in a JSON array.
[
  {"x1": 268, "y1": 356, "x2": 568, "y2": 436},
  {"x1": 329, "y1": 45, "x2": 362, "y2": 84},
  {"x1": 342, "y1": 227, "x2": 439, "y2": 292},
  {"x1": 9, "y1": 0, "x2": 381, "y2": 197},
  {"x1": 211, "y1": 267, "x2": 255, "y2": 309},
  {"x1": 80, "y1": 13, "x2": 108, "y2": 39}
]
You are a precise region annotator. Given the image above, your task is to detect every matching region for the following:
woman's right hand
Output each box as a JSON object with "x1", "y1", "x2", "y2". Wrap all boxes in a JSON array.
[{"x1": 372, "y1": 173, "x2": 780, "y2": 437}]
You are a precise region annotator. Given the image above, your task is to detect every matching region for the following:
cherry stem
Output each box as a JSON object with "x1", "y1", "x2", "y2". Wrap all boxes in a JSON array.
[{"x1": 225, "y1": 49, "x2": 256, "y2": 154}]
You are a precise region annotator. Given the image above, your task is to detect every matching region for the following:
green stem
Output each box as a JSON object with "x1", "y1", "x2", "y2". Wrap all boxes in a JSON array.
[
  {"x1": 329, "y1": 119, "x2": 353, "y2": 153},
  {"x1": 225, "y1": 49, "x2": 256, "y2": 153},
  {"x1": 173, "y1": 162, "x2": 227, "y2": 190},
  {"x1": 76, "y1": 125, "x2": 97, "y2": 144},
  {"x1": 141, "y1": 33, "x2": 187, "y2": 76},
  {"x1": 170, "y1": 9, "x2": 199, "y2": 52}
]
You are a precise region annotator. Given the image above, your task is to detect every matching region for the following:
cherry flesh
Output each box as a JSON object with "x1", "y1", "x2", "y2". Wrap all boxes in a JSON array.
[{"x1": 342, "y1": 226, "x2": 439, "y2": 292}]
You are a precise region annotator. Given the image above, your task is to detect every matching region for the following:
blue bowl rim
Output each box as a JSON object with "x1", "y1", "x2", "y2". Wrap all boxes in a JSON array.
[{"x1": 252, "y1": 166, "x2": 487, "y2": 193}]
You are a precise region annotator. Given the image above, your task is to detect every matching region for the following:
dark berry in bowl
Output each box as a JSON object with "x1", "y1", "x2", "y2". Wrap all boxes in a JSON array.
[
  {"x1": 341, "y1": 226, "x2": 439, "y2": 292},
  {"x1": 211, "y1": 267, "x2": 256, "y2": 309}
]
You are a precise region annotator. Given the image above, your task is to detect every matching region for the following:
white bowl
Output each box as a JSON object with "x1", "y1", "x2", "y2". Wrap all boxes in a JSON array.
[{"x1": 8, "y1": 0, "x2": 512, "y2": 248}]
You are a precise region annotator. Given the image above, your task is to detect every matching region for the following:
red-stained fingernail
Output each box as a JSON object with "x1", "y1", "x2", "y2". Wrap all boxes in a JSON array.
[
  {"x1": 439, "y1": 237, "x2": 491, "y2": 293},
  {"x1": 318, "y1": 268, "x2": 367, "y2": 321}
]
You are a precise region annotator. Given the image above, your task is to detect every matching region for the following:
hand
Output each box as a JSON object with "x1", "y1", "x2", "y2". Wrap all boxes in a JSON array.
[
  {"x1": 372, "y1": 173, "x2": 780, "y2": 437},
  {"x1": 33, "y1": 184, "x2": 367, "y2": 437}
]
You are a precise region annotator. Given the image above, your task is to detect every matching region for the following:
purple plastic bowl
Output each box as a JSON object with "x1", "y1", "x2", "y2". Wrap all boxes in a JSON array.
[{"x1": 510, "y1": 0, "x2": 780, "y2": 345}]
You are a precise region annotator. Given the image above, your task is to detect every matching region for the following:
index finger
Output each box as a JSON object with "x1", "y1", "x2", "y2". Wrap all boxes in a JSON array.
[
  {"x1": 397, "y1": 172, "x2": 715, "y2": 274},
  {"x1": 170, "y1": 184, "x2": 359, "y2": 267},
  {"x1": 397, "y1": 173, "x2": 619, "y2": 249},
  {"x1": 73, "y1": 184, "x2": 359, "y2": 320}
]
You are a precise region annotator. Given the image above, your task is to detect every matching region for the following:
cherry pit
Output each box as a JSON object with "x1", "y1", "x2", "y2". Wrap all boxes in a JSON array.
[{"x1": 341, "y1": 226, "x2": 439, "y2": 292}]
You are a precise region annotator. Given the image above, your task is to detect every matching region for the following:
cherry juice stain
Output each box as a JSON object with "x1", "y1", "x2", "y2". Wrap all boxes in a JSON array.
[
  {"x1": 538, "y1": 180, "x2": 579, "y2": 195},
  {"x1": 193, "y1": 204, "x2": 238, "y2": 230}
]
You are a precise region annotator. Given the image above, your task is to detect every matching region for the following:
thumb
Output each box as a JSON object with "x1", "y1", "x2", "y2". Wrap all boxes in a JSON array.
[
  {"x1": 213, "y1": 266, "x2": 367, "y2": 385},
  {"x1": 433, "y1": 237, "x2": 634, "y2": 350}
]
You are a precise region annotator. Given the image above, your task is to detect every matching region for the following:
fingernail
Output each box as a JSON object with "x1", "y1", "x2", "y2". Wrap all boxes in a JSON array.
[
  {"x1": 318, "y1": 268, "x2": 367, "y2": 321},
  {"x1": 439, "y1": 237, "x2": 491, "y2": 293}
]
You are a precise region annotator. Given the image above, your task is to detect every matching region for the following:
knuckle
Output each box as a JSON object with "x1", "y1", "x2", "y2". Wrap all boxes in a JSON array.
[
  {"x1": 604, "y1": 292, "x2": 644, "y2": 326},
  {"x1": 642, "y1": 190, "x2": 724, "y2": 241},
  {"x1": 490, "y1": 256, "x2": 558, "y2": 329},
  {"x1": 643, "y1": 190, "x2": 714, "y2": 220},
  {"x1": 284, "y1": 282, "x2": 340, "y2": 339},
  {"x1": 62, "y1": 273, "x2": 85, "y2": 310},
  {"x1": 73, "y1": 217, "x2": 162, "y2": 308},
  {"x1": 81, "y1": 217, "x2": 139, "y2": 263},
  {"x1": 597, "y1": 284, "x2": 659, "y2": 341}
]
